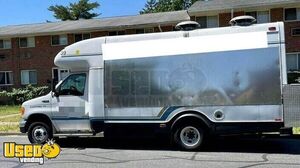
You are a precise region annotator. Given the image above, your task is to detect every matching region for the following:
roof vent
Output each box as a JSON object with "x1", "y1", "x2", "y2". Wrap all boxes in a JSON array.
[
  {"x1": 175, "y1": 21, "x2": 200, "y2": 31},
  {"x1": 229, "y1": 15, "x2": 256, "y2": 26}
]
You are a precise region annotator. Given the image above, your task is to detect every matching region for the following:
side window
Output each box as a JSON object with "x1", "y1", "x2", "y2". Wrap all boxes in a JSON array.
[{"x1": 58, "y1": 74, "x2": 86, "y2": 96}]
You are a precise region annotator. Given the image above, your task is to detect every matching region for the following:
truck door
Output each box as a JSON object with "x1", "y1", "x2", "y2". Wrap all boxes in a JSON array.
[{"x1": 52, "y1": 73, "x2": 91, "y2": 133}]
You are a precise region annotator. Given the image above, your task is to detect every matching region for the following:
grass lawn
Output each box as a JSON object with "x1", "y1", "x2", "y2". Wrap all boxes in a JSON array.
[
  {"x1": 0, "y1": 124, "x2": 19, "y2": 133},
  {"x1": 0, "y1": 115, "x2": 21, "y2": 122},
  {"x1": 293, "y1": 127, "x2": 300, "y2": 135},
  {"x1": 0, "y1": 105, "x2": 20, "y2": 116},
  {"x1": 0, "y1": 105, "x2": 21, "y2": 133}
]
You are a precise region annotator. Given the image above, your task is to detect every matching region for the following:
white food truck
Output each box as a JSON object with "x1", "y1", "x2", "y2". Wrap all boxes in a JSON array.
[{"x1": 19, "y1": 16, "x2": 300, "y2": 150}]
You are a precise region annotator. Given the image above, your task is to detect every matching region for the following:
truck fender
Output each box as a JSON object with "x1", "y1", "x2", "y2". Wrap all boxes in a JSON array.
[
  {"x1": 170, "y1": 113, "x2": 213, "y2": 132},
  {"x1": 25, "y1": 114, "x2": 55, "y2": 133}
]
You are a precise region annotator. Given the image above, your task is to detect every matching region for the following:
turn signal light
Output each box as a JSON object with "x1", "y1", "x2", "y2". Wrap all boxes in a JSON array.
[{"x1": 20, "y1": 107, "x2": 25, "y2": 116}]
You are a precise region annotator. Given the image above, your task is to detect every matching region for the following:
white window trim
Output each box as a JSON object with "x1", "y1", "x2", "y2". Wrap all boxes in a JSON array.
[
  {"x1": 284, "y1": 7, "x2": 300, "y2": 22},
  {"x1": 291, "y1": 27, "x2": 300, "y2": 36},
  {"x1": 52, "y1": 67, "x2": 69, "y2": 81},
  {"x1": 19, "y1": 37, "x2": 35, "y2": 48},
  {"x1": 73, "y1": 33, "x2": 91, "y2": 42},
  {"x1": 0, "y1": 71, "x2": 13, "y2": 86},
  {"x1": 245, "y1": 10, "x2": 271, "y2": 24},
  {"x1": 51, "y1": 34, "x2": 68, "y2": 46},
  {"x1": 0, "y1": 39, "x2": 12, "y2": 50},
  {"x1": 287, "y1": 52, "x2": 300, "y2": 72},
  {"x1": 144, "y1": 28, "x2": 154, "y2": 33},
  {"x1": 21, "y1": 70, "x2": 37, "y2": 85},
  {"x1": 195, "y1": 15, "x2": 219, "y2": 28}
]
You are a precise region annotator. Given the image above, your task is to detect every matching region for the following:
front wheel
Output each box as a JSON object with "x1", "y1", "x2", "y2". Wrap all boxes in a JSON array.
[
  {"x1": 28, "y1": 122, "x2": 52, "y2": 144},
  {"x1": 173, "y1": 124, "x2": 205, "y2": 150}
]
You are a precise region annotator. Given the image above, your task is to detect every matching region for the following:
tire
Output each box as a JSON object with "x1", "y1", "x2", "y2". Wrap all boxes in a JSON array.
[
  {"x1": 173, "y1": 123, "x2": 205, "y2": 150},
  {"x1": 28, "y1": 122, "x2": 53, "y2": 144}
]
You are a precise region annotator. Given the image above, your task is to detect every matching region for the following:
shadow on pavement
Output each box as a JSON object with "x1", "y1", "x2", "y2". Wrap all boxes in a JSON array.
[{"x1": 56, "y1": 135, "x2": 300, "y2": 154}]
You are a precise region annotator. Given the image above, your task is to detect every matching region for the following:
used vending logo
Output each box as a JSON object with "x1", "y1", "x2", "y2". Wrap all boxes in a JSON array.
[{"x1": 3, "y1": 140, "x2": 61, "y2": 165}]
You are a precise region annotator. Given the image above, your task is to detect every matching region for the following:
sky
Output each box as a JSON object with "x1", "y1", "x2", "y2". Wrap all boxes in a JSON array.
[{"x1": 0, "y1": 0, "x2": 147, "y2": 26}]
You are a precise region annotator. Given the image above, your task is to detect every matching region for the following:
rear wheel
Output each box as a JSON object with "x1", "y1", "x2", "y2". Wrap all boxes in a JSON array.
[
  {"x1": 173, "y1": 123, "x2": 205, "y2": 150},
  {"x1": 28, "y1": 122, "x2": 52, "y2": 144}
]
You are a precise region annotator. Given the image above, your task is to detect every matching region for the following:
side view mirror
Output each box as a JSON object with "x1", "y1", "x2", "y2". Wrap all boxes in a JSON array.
[
  {"x1": 51, "y1": 78, "x2": 59, "y2": 97},
  {"x1": 53, "y1": 90, "x2": 59, "y2": 97}
]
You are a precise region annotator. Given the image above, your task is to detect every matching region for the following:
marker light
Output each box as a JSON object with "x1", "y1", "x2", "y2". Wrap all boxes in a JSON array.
[
  {"x1": 269, "y1": 27, "x2": 277, "y2": 31},
  {"x1": 20, "y1": 107, "x2": 25, "y2": 116}
]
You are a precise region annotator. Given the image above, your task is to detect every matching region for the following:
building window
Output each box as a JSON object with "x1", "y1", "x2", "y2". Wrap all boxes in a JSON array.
[
  {"x1": 51, "y1": 35, "x2": 68, "y2": 46},
  {"x1": 52, "y1": 68, "x2": 69, "y2": 85},
  {"x1": 285, "y1": 8, "x2": 300, "y2": 21},
  {"x1": 0, "y1": 55, "x2": 6, "y2": 61},
  {"x1": 245, "y1": 11, "x2": 270, "y2": 23},
  {"x1": 145, "y1": 28, "x2": 154, "y2": 33},
  {"x1": 134, "y1": 28, "x2": 154, "y2": 34},
  {"x1": 286, "y1": 53, "x2": 300, "y2": 84},
  {"x1": 292, "y1": 28, "x2": 300, "y2": 36},
  {"x1": 21, "y1": 70, "x2": 37, "y2": 85},
  {"x1": 195, "y1": 16, "x2": 218, "y2": 28},
  {"x1": 19, "y1": 37, "x2": 35, "y2": 48},
  {"x1": 136, "y1": 29, "x2": 145, "y2": 34},
  {"x1": 0, "y1": 39, "x2": 11, "y2": 49},
  {"x1": 108, "y1": 31, "x2": 125, "y2": 36},
  {"x1": 74, "y1": 33, "x2": 91, "y2": 42},
  {"x1": 0, "y1": 71, "x2": 13, "y2": 85}
]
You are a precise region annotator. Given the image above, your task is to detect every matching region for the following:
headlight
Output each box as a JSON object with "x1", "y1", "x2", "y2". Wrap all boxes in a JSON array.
[{"x1": 20, "y1": 107, "x2": 25, "y2": 116}]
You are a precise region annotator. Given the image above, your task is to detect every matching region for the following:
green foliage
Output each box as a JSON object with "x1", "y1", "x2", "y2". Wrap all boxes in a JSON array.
[
  {"x1": 140, "y1": 0, "x2": 157, "y2": 14},
  {"x1": 140, "y1": 0, "x2": 198, "y2": 14},
  {"x1": 48, "y1": 0, "x2": 100, "y2": 21},
  {"x1": 0, "y1": 85, "x2": 49, "y2": 105}
]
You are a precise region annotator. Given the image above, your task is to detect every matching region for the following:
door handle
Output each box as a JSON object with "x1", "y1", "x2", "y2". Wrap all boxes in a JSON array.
[{"x1": 42, "y1": 100, "x2": 50, "y2": 103}]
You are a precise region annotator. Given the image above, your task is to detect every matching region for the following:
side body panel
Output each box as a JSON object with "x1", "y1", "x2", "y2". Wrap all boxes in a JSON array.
[{"x1": 103, "y1": 47, "x2": 282, "y2": 123}]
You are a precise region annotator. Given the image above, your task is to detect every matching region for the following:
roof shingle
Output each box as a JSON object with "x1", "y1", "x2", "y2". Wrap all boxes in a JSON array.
[
  {"x1": 0, "y1": 10, "x2": 190, "y2": 38},
  {"x1": 189, "y1": 0, "x2": 300, "y2": 13}
]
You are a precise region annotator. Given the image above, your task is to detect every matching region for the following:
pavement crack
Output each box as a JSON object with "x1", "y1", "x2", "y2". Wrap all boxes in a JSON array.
[
  {"x1": 190, "y1": 152, "x2": 198, "y2": 160},
  {"x1": 238, "y1": 153, "x2": 269, "y2": 168},
  {"x1": 82, "y1": 153, "x2": 122, "y2": 162}
]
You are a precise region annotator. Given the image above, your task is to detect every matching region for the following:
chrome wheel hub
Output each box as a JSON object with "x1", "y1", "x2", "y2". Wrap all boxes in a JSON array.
[
  {"x1": 33, "y1": 126, "x2": 48, "y2": 142},
  {"x1": 180, "y1": 126, "x2": 200, "y2": 147}
]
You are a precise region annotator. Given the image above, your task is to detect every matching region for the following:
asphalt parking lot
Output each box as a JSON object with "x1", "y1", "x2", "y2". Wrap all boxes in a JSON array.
[{"x1": 0, "y1": 135, "x2": 300, "y2": 168}]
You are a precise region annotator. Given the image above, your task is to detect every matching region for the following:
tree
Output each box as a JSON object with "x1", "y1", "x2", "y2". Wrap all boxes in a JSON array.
[
  {"x1": 48, "y1": 0, "x2": 100, "y2": 21},
  {"x1": 140, "y1": 0, "x2": 157, "y2": 14},
  {"x1": 140, "y1": 0, "x2": 198, "y2": 14}
]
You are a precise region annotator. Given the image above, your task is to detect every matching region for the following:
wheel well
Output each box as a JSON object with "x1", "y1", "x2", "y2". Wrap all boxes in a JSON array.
[
  {"x1": 25, "y1": 114, "x2": 53, "y2": 133},
  {"x1": 170, "y1": 111, "x2": 213, "y2": 134}
]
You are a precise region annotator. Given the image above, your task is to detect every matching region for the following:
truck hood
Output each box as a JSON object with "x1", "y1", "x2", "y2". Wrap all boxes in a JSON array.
[{"x1": 22, "y1": 93, "x2": 51, "y2": 107}]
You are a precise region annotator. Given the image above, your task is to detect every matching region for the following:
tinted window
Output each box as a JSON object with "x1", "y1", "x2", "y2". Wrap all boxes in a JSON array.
[
  {"x1": 285, "y1": 8, "x2": 297, "y2": 21},
  {"x1": 59, "y1": 74, "x2": 86, "y2": 96}
]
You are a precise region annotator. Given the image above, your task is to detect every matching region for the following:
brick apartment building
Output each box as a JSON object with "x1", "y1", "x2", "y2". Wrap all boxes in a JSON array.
[
  {"x1": 0, "y1": 11, "x2": 190, "y2": 89},
  {"x1": 188, "y1": 0, "x2": 300, "y2": 83},
  {"x1": 0, "y1": 0, "x2": 299, "y2": 89}
]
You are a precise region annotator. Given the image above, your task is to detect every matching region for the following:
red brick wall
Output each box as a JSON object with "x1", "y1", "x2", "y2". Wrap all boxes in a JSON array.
[
  {"x1": 219, "y1": 11, "x2": 245, "y2": 27},
  {"x1": 160, "y1": 25, "x2": 174, "y2": 32},
  {"x1": 91, "y1": 31, "x2": 108, "y2": 37},
  {"x1": 0, "y1": 24, "x2": 177, "y2": 88},
  {"x1": 285, "y1": 21, "x2": 300, "y2": 53},
  {"x1": 271, "y1": 8, "x2": 284, "y2": 22}
]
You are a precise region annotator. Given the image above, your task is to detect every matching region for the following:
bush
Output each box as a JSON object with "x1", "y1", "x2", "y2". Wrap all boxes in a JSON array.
[{"x1": 0, "y1": 85, "x2": 49, "y2": 105}]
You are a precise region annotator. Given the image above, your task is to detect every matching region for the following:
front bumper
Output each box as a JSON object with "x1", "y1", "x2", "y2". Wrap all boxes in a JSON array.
[{"x1": 19, "y1": 119, "x2": 27, "y2": 133}]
